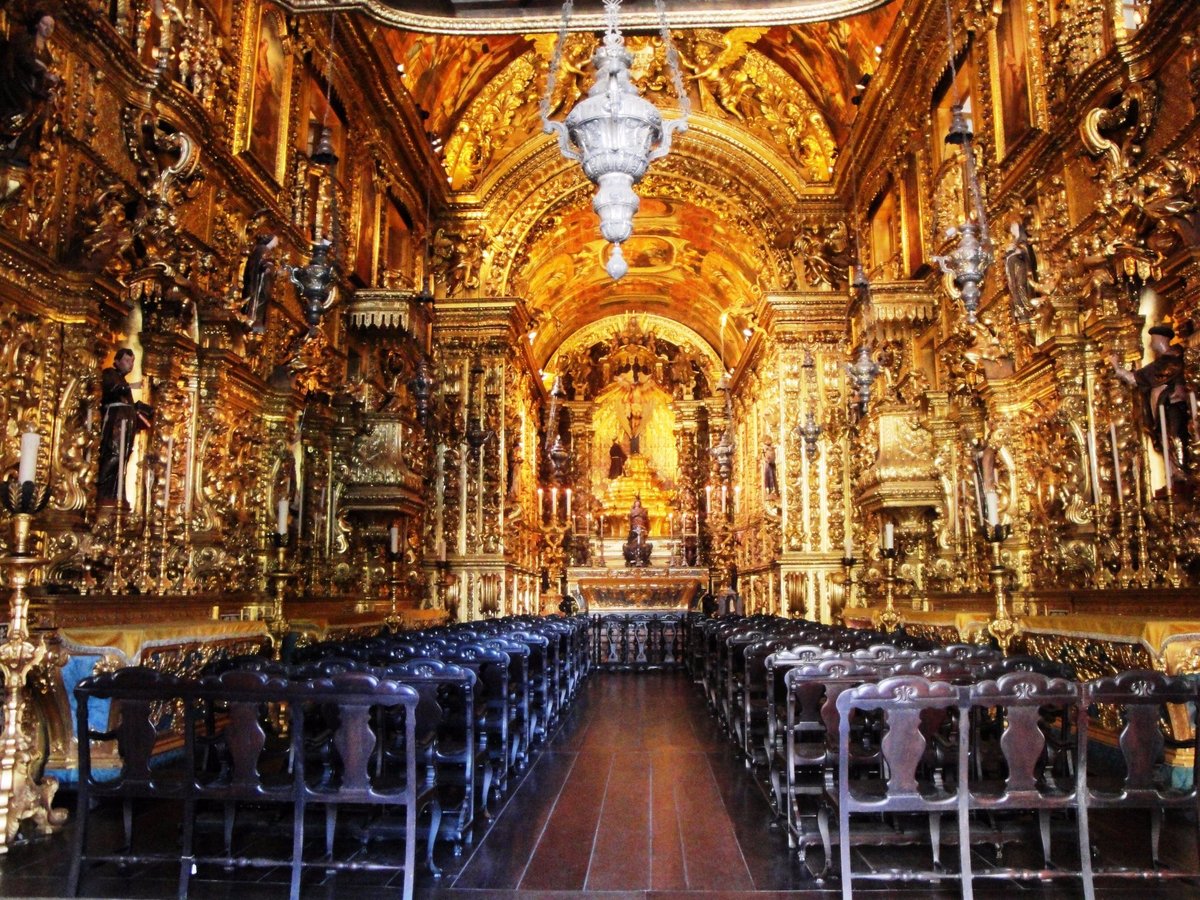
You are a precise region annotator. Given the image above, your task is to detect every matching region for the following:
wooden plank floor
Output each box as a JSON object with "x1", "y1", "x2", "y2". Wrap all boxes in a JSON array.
[{"x1": 1, "y1": 670, "x2": 1195, "y2": 898}]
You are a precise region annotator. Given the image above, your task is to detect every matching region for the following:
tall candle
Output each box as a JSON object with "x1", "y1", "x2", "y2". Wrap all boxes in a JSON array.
[
  {"x1": 390, "y1": 525, "x2": 400, "y2": 554},
  {"x1": 565, "y1": 488, "x2": 572, "y2": 519},
  {"x1": 1109, "y1": 422, "x2": 1123, "y2": 499},
  {"x1": 734, "y1": 485, "x2": 741, "y2": 514},
  {"x1": 115, "y1": 420, "x2": 127, "y2": 505},
  {"x1": 844, "y1": 532, "x2": 854, "y2": 559},
  {"x1": 705, "y1": 485, "x2": 713, "y2": 513},
  {"x1": 551, "y1": 487, "x2": 558, "y2": 519},
  {"x1": 1190, "y1": 390, "x2": 1198, "y2": 426},
  {"x1": 276, "y1": 497, "x2": 289, "y2": 535},
  {"x1": 161, "y1": 436, "x2": 174, "y2": 518},
  {"x1": 1160, "y1": 404, "x2": 1173, "y2": 495},
  {"x1": 17, "y1": 431, "x2": 39, "y2": 484},
  {"x1": 537, "y1": 487, "x2": 544, "y2": 519},
  {"x1": 882, "y1": 522, "x2": 894, "y2": 550},
  {"x1": 721, "y1": 484, "x2": 728, "y2": 514},
  {"x1": 1086, "y1": 424, "x2": 1101, "y2": 504},
  {"x1": 985, "y1": 491, "x2": 999, "y2": 527}
]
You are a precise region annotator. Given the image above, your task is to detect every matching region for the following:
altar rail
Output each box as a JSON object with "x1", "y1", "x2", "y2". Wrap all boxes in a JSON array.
[{"x1": 589, "y1": 613, "x2": 689, "y2": 670}]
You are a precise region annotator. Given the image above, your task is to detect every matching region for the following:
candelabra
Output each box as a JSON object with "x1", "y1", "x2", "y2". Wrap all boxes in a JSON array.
[
  {"x1": 841, "y1": 554, "x2": 860, "y2": 612},
  {"x1": 983, "y1": 521, "x2": 1020, "y2": 654},
  {"x1": 385, "y1": 547, "x2": 404, "y2": 633},
  {"x1": 435, "y1": 558, "x2": 453, "y2": 614},
  {"x1": 0, "y1": 477, "x2": 66, "y2": 852},
  {"x1": 265, "y1": 534, "x2": 294, "y2": 660},
  {"x1": 876, "y1": 547, "x2": 901, "y2": 632}
]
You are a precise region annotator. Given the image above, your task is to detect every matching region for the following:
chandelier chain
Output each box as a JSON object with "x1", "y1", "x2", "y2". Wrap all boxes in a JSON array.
[
  {"x1": 540, "y1": 0, "x2": 575, "y2": 128},
  {"x1": 655, "y1": 0, "x2": 691, "y2": 121}
]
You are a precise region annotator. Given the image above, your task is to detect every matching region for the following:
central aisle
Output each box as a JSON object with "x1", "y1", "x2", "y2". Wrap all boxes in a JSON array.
[{"x1": 421, "y1": 671, "x2": 808, "y2": 896}]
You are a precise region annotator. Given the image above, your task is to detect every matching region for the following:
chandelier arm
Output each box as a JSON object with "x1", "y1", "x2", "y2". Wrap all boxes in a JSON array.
[
  {"x1": 543, "y1": 118, "x2": 582, "y2": 162},
  {"x1": 647, "y1": 117, "x2": 687, "y2": 164}
]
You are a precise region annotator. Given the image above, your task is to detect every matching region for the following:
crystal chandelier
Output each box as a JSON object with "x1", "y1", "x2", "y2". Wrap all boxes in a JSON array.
[{"x1": 541, "y1": 0, "x2": 689, "y2": 280}]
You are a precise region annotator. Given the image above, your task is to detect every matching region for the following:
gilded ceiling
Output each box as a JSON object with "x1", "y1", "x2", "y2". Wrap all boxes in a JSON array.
[{"x1": 374, "y1": 2, "x2": 903, "y2": 367}]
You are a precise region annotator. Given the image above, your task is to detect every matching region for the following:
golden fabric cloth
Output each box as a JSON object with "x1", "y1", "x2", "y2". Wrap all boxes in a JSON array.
[
  {"x1": 864, "y1": 609, "x2": 991, "y2": 640},
  {"x1": 1020, "y1": 615, "x2": 1200, "y2": 673},
  {"x1": 57, "y1": 619, "x2": 269, "y2": 665}
]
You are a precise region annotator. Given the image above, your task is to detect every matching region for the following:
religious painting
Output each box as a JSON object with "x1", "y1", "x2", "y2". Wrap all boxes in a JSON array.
[
  {"x1": 242, "y1": 4, "x2": 290, "y2": 184},
  {"x1": 868, "y1": 176, "x2": 900, "y2": 279},
  {"x1": 383, "y1": 197, "x2": 413, "y2": 289},
  {"x1": 355, "y1": 167, "x2": 378, "y2": 286},
  {"x1": 901, "y1": 155, "x2": 925, "y2": 278},
  {"x1": 993, "y1": 0, "x2": 1034, "y2": 158}
]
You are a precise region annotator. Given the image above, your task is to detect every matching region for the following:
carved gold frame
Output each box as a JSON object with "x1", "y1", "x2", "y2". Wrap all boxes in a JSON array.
[{"x1": 234, "y1": 2, "x2": 293, "y2": 188}]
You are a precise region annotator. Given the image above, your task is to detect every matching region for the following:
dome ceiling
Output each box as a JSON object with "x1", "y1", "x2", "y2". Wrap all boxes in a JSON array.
[{"x1": 369, "y1": 2, "x2": 902, "y2": 367}]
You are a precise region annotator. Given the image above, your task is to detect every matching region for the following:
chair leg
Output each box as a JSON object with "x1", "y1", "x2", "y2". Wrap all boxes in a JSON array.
[
  {"x1": 426, "y1": 799, "x2": 443, "y2": 877},
  {"x1": 223, "y1": 801, "x2": 235, "y2": 858},
  {"x1": 1076, "y1": 803, "x2": 1095, "y2": 900},
  {"x1": 326, "y1": 805, "x2": 337, "y2": 859},
  {"x1": 178, "y1": 798, "x2": 195, "y2": 900},
  {"x1": 929, "y1": 811, "x2": 943, "y2": 871},
  {"x1": 1038, "y1": 808, "x2": 1052, "y2": 866},
  {"x1": 1147, "y1": 806, "x2": 1164, "y2": 868},
  {"x1": 66, "y1": 784, "x2": 89, "y2": 896},
  {"x1": 958, "y1": 801, "x2": 974, "y2": 900},
  {"x1": 290, "y1": 798, "x2": 306, "y2": 900},
  {"x1": 839, "y1": 807, "x2": 853, "y2": 900}
]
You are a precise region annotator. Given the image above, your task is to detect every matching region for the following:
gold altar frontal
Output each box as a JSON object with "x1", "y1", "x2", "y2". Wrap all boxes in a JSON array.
[{"x1": 578, "y1": 570, "x2": 703, "y2": 613}]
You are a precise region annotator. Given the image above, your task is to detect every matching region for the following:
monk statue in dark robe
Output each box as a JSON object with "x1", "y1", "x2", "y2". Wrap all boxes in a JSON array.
[{"x1": 1111, "y1": 322, "x2": 1193, "y2": 476}]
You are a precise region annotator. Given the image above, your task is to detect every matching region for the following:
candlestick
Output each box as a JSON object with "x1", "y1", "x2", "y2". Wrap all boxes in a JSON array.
[
  {"x1": 161, "y1": 436, "x2": 174, "y2": 519},
  {"x1": 115, "y1": 420, "x2": 127, "y2": 507},
  {"x1": 1160, "y1": 404, "x2": 1173, "y2": 496},
  {"x1": 17, "y1": 432, "x2": 38, "y2": 484},
  {"x1": 1109, "y1": 421, "x2": 1123, "y2": 499},
  {"x1": 276, "y1": 497, "x2": 289, "y2": 536}
]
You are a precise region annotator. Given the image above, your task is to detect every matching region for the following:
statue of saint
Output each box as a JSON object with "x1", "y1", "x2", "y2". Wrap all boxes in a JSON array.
[
  {"x1": 1111, "y1": 323, "x2": 1193, "y2": 474},
  {"x1": 238, "y1": 233, "x2": 278, "y2": 335},
  {"x1": 0, "y1": 11, "x2": 60, "y2": 167},
  {"x1": 608, "y1": 438, "x2": 626, "y2": 478},
  {"x1": 629, "y1": 495, "x2": 650, "y2": 538},
  {"x1": 97, "y1": 349, "x2": 153, "y2": 505},
  {"x1": 1003, "y1": 221, "x2": 1042, "y2": 325},
  {"x1": 762, "y1": 439, "x2": 778, "y2": 496}
]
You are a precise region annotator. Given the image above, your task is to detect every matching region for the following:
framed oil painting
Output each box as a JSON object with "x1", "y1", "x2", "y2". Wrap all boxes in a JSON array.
[
  {"x1": 355, "y1": 168, "x2": 378, "y2": 286},
  {"x1": 383, "y1": 197, "x2": 413, "y2": 288},
  {"x1": 901, "y1": 155, "x2": 925, "y2": 278},
  {"x1": 868, "y1": 177, "x2": 900, "y2": 279},
  {"x1": 993, "y1": 0, "x2": 1034, "y2": 158},
  {"x1": 240, "y1": 4, "x2": 291, "y2": 184}
]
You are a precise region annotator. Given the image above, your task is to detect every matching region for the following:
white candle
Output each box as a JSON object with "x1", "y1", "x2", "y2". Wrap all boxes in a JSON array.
[
  {"x1": 565, "y1": 488, "x2": 572, "y2": 518},
  {"x1": 883, "y1": 521, "x2": 894, "y2": 550},
  {"x1": 276, "y1": 497, "x2": 289, "y2": 535},
  {"x1": 1160, "y1": 404, "x2": 1173, "y2": 496},
  {"x1": 161, "y1": 436, "x2": 174, "y2": 518},
  {"x1": 844, "y1": 532, "x2": 854, "y2": 559},
  {"x1": 537, "y1": 487, "x2": 544, "y2": 519},
  {"x1": 115, "y1": 420, "x2": 127, "y2": 505},
  {"x1": 17, "y1": 431, "x2": 39, "y2": 484},
  {"x1": 183, "y1": 430, "x2": 195, "y2": 519},
  {"x1": 705, "y1": 485, "x2": 713, "y2": 513},
  {"x1": 1190, "y1": 391, "x2": 1198, "y2": 426},
  {"x1": 1086, "y1": 424, "x2": 1101, "y2": 504},
  {"x1": 1109, "y1": 422, "x2": 1123, "y2": 500},
  {"x1": 390, "y1": 525, "x2": 400, "y2": 554},
  {"x1": 985, "y1": 491, "x2": 999, "y2": 527},
  {"x1": 734, "y1": 485, "x2": 741, "y2": 514},
  {"x1": 721, "y1": 484, "x2": 728, "y2": 514},
  {"x1": 551, "y1": 487, "x2": 558, "y2": 519}
]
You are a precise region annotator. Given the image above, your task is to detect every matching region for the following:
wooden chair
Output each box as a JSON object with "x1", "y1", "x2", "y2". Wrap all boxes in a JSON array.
[
  {"x1": 833, "y1": 675, "x2": 968, "y2": 900},
  {"x1": 1081, "y1": 669, "x2": 1200, "y2": 883}
]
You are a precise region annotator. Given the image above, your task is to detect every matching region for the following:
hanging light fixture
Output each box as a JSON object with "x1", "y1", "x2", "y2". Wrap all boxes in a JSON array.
[
  {"x1": 929, "y1": 0, "x2": 993, "y2": 324},
  {"x1": 541, "y1": 0, "x2": 690, "y2": 280}
]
